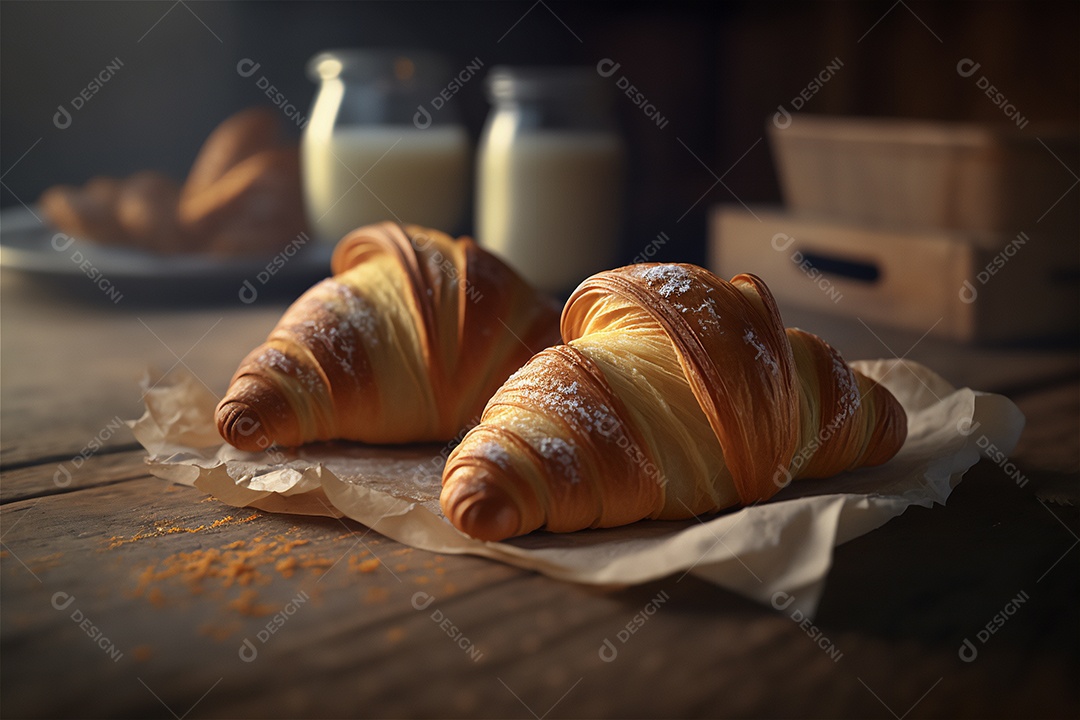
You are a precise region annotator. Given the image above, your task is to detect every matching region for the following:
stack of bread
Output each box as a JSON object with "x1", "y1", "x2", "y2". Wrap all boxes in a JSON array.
[{"x1": 40, "y1": 107, "x2": 307, "y2": 257}]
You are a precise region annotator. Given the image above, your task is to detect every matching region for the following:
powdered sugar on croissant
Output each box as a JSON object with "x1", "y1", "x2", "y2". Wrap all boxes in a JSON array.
[
  {"x1": 216, "y1": 222, "x2": 561, "y2": 450},
  {"x1": 441, "y1": 263, "x2": 907, "y2": 541}
]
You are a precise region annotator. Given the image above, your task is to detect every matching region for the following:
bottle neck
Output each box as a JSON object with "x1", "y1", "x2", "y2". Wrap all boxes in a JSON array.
[{"x1": 486, "y1": 66, "x2": 616, "y2": 133}]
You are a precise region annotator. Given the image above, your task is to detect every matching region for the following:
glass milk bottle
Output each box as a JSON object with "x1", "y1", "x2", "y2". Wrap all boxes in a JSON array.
[
  {"x1": 302, "y1": 49, "x2": 470, "y2": 244},
  {"x1": 476, "y1": 66, "x2": 625, "y2": 294}
]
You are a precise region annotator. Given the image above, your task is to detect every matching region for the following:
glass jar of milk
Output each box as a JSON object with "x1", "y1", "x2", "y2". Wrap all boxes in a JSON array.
[
  {"x1": 303, "y1": 49, "x2": 470, "y2": 244},
  {"x1": 476, "y1": 66, "x2": 625, "y2": 294}
]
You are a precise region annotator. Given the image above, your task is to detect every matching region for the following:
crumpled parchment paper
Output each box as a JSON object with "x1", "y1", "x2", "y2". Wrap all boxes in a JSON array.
[{"x1": 130, "y1": 359, "x2": 1024, "y2": 617}]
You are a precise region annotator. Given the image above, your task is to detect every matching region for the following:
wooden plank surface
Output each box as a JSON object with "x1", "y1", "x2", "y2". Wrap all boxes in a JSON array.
[
  {"x1": 0, "y1": 271, "x2": 285, "y2": 465},
  {"x1": 2, "y1": 268, "x2": 1077, "y2": 719}
]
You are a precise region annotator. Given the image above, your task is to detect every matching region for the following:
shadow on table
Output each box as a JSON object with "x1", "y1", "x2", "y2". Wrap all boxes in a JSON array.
[{"x1": 1, "y1": 264, "x2": 326, "y2": 310}]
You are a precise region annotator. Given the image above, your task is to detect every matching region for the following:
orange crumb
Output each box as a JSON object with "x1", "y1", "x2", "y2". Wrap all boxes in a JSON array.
[
  {"x1": 355, "y1": 558, "x2": 381, "y2": 573},
  {"x1": 207, "y1": 516, "x2": 231, "y2": 529},
  {"x1": 228, "y1": 589, "x2": 274, "y2": 617},
  {"x1": 434, "y1": 567, "x2": 446, "y2": 576},
  {"x1": 413, "y1": 576, "x2": 430, "y2": 585},
  {"x1": 130, "y1": 525, "x2": 362, "y2": 614},
  {"x1": 394, "y1": 563, "x2": 408, "y2": 573},
  {"x1": 108, "y1": 512, "x2": 261, "y2": 548},
  {"x1": 386, "y1": 626, "x2": 406, "y2": 643},
  {"x1": 134, "y1": 566, "x2": 158, "y2": 596},
  {"x1": 0, "y1": 550, "x2": 9, "y2": 558},
  {"x1": 132, "y1": 645, "x2": 153, "y2": 662},
  {"x1": 188, "y1": 549, "x2": 220, "y2": 579},
  {"x1": 272, "y1": 539, "x2": 309, "y2": 555},
  {"x1": 223, "y1": 559, "x2": 259, "y2": 587},
  {"x1": 299, "y1": 556, "x2": 332, "y2": 569},
  {"x1": 275, "y1": 556, "x2": 298, "y2": 578},
  {"x1": 390, "y1": 547, "x2": 414, "y2": 557}
]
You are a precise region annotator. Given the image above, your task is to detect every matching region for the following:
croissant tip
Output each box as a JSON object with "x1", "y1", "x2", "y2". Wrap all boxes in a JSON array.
[
  {"x1": 215, "y1": 399, "x2": 273, "y2": 452},
  {"x1": 441, "y1": 475, "x2": 521, "y2": 543}
]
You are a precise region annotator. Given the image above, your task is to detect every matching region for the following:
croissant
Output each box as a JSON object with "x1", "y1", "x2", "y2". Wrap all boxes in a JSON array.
[
  {"x1": 441, "y1": 263, "x2": 907, "y2": 541},
  {"x1": 178, "y1": 108, "x2": 308, "y2": 257},
  {"x1": 216, "y1": 222, "x2": 562, "y2": 450},
  {"x1": 179, "y1": 106, "x2": 284, "y2": 206},
  {"x1": 180, "y1": 145, "x2": 306, "y2": 257},
  {"x1": 40, "y1": 176, "x2": 132, "y2": 247},
  {"x1": 117, "y1": 171, "x2": 188, "y2": 252}
]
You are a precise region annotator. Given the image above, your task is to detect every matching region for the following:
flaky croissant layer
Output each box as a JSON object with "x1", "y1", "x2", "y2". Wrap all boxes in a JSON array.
[
  {"x1": 441, "y1": 263, "x2": 907, "y2": 541},
  {"x1": 216, "y1": 222, "x2": 561, "y2": 450}
]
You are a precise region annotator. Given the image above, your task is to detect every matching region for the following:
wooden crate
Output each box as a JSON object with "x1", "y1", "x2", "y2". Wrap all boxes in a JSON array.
[
  {"x1": 767, "y1": 115, "x2": 1078, "y2": 237},
  {"x1": 709, "y1": 206, "x2": 1078, "y2": 343}
]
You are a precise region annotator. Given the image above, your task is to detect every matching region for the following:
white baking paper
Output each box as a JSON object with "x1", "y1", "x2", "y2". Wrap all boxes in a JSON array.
[{"x1": 129, "y1": 359, "x2": 1024, "y2": 617}]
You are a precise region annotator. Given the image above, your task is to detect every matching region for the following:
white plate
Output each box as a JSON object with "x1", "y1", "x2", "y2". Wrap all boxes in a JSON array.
[{"x1": 0, "y1": 205, "x2": 334, "y2": 282}]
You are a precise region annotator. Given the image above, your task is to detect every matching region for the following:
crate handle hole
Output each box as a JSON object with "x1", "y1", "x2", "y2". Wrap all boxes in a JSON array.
[{"x1": 798, "y1": 250, "x2": 880, "y2": 283}]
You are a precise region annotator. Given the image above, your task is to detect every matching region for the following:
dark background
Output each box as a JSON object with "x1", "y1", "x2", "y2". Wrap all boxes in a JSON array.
[{"x1": 2, "y1": 0, "x2": 1077, "y2": 266}]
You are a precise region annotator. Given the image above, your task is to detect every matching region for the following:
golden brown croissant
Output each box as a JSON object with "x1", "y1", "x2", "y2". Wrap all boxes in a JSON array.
[
  {"x1": 179, "y1": 106, "x2": 284, "y2": 206},
  {"x1": 441, "y1": 263, "x2": 908, "y2": 541},
  {"x1": 216, "y1": 222, "x2": 562, "y2": 451},
  {"x1": 177, "y1": 108, "x2": 307, "y2": 256},
  {"x1": 179, "y1": 146, "x2": 306, "y2": 257}
]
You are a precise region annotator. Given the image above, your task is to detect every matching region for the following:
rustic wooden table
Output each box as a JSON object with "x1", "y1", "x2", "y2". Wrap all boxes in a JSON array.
[{"x1": 2, "y1": 267, "x2": 1077, "y2": 719}]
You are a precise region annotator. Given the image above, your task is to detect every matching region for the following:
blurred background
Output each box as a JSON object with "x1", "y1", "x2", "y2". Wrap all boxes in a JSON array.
[
  {"x1": 2, "y1": 0, "x2": 1080, "y2": 354},
  {"x1": 3, "y1": 0, "x2": 1075, "y2": 260}
]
